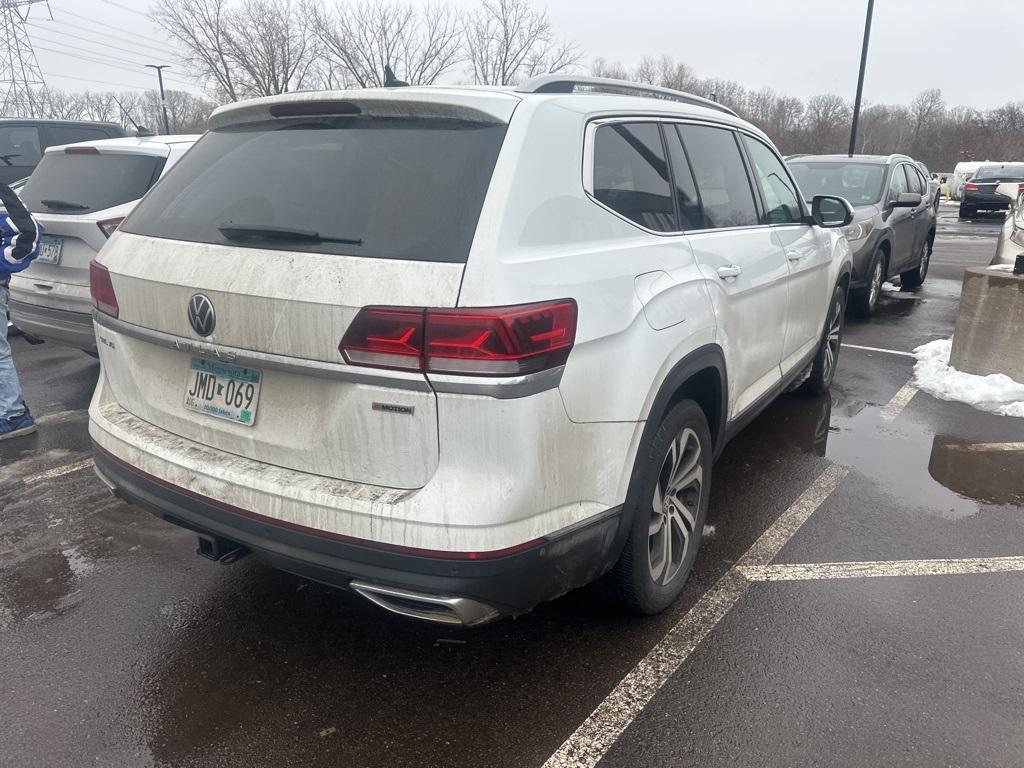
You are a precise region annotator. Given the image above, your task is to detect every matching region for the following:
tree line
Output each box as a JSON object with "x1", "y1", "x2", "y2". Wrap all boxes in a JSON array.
[{"x1": 20, "y1": 0, "x2": 1024, "y2": 170}]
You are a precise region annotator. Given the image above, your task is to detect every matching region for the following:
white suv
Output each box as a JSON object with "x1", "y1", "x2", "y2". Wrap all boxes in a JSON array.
[{"x1": 88, "y1": 77, "x2": 853, "y2": 626}]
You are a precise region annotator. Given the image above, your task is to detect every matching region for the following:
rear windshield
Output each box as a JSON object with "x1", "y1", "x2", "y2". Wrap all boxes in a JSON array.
[
  {"x1": 974, "y1": 164, "x2": 1024, "y2": 180},
  {"x1": 787, "y1": 161, "x2": 887, "y2": 205},
  {"x1": 121, "y1": 117, "x2": 508, "y2": 263},
  {"x1": 20, "y1": 151, "x2": 166, "y2": 215}
]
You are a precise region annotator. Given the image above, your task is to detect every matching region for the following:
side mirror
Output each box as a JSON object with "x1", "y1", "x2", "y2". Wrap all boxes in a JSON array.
[
  {"x1": 811, "y1": 195, "x2": 854, "y2": 228},
  {"x1": 890, "y1": 192, "x2": 922, "y2": 209}
]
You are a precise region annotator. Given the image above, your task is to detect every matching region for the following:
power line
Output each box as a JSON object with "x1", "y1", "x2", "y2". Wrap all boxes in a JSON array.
[
  {"x1": 41, "y1": 71, "x2": 156, "y2": 91},
  {"x1": 98, "y1": 0, "x2": 152, "y2": 19},
  {"x1": 47, "y1": 4, "x2": 179, "y2": 51},
  {"x1": 26, "y1": 19, "x2": 181, "y2": 61},
  {"x1": 33, "y1": 44, "x2": 196, "y2": 91},
  {"x1": 29, "y1": 32, "x2": 193, "y2": 87}
]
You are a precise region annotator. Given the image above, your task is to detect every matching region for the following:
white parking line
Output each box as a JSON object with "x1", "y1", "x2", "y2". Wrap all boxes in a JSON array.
[
  {"x1": 842, "y1": 343, "x2": 916, "y2": 359},
  {"x1": 880, "y1": 380, "x2": 919, "y2": 422},
  {"x1": 739, "y1": 556, "x2": 1024, "y2": 582},
  {"x1": 21, "y1": 458, "x2": 94, "y2": 485},
  {"x1": 542, "y1": 465, "x2": 848, "y2": 768}
]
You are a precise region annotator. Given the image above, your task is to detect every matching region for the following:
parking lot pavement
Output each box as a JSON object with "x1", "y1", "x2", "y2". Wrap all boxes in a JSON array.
[{"x1": 1, "y1": 213, "x2": 1020, "y2": 767}]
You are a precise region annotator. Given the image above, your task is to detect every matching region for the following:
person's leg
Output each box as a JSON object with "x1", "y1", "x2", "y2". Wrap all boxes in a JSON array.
[{"x1": 0, "y1": 283, "x2": 32, "y2": 431}]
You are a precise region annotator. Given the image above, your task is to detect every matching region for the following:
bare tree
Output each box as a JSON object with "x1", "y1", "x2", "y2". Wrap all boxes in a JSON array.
[
  {"x1": 909, "y1": 88, "x2": 945, "y2": 155},
  {"x1": 462, "y1": 0, "x2": 582, "y2": 86},
  {"x1": 312, "y1": 0, "x2": 462, "y2": 88},
  {"x1": 153, "y1": 0, "x2": 321, "y2": 100},
  {"x1": 589, "y1": 57, "x2": 629, "y2": 81}
]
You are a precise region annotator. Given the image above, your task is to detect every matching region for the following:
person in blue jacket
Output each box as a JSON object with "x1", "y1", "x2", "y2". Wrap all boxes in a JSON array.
[{"x1": 0, "y1": 181, "x2": 41, "y2": 440}]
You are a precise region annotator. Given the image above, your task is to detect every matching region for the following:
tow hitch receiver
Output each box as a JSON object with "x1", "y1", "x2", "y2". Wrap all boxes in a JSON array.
[{"x1": 195, "y1": 533, "x2": 251, "y2": 564}]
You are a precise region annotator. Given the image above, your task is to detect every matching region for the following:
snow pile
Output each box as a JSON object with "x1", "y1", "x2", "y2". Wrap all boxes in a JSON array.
[
  {"x1": 987, "y1": 264, "x2": 1015, "y2": 273},
  {"x1": 913, "y1": 338, "x2": 1024, "y2": 418},
  {"x1": 881, "y1": 281, "x2": 899, "y2": 292}
]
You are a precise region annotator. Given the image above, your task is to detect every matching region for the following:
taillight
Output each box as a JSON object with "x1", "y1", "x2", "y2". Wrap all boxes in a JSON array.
[
  {"x1": 97, "y1": 217, "x2": 125, "y2": 238},
  {"x1": 64, "y1": 146, "x2": 99, "y2": 155},
  {"x1": 964, "y1": 182, "x2": 979, "y2": 191},
  {"x1": 89, "y1": 260, "x2": 119, "y2": 318},
  {"x1": 340, "y1": 299, "x2": 577, "y2": 377}
]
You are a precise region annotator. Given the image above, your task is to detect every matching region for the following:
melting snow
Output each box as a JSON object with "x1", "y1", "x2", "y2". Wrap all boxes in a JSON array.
[{"x1": 913, "y1": 338, "x2": 1024, "y2": 418}]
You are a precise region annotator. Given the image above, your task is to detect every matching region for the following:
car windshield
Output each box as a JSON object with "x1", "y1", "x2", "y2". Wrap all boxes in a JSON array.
[
  {"x1": 121, "y1": 116, "x2": 508, "y2": 263},
  {"x1": 19, "y1": 151, "x2": 166, "y2": 215},
  {"x1": 974, "y1": 164, "x2": 1024, "y2": 181},
  {"x1": 787, "y1": 161, "x2": 887, "y2": 205}
]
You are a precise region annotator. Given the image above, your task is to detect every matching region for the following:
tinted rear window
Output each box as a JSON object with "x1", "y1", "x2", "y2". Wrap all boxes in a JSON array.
[
  {"x1": 975, "y1": 164, "x2": 1024, "y2": 180},
  {"x1": 21, "y1": 152, "x2": 166, "y2": 215},
  {"x1": 121, "y1": 117, "x2": 507, "y2": 263}
]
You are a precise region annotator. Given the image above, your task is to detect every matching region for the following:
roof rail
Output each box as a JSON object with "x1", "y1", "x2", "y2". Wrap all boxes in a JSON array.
[{"x1": 515, "y1": 75, "x2": 738, "y2": 117}]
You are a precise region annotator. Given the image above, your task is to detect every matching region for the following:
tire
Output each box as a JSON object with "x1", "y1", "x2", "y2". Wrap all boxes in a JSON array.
[
  {"x1": 900, "y1": 233, "x2": 932, "y2": 288},
  {"x1": 613, "y1": 399, "x2": 712, "y2": 615},
  {"x1": 798, "y1": 284, "x2": 845, "y2": 396},
  {"x1": 850, "y1": 251, "x2": 884, "y2": 318},
  {"x1": 958, "y1": 204, "x2": 975, "y2": 219}
]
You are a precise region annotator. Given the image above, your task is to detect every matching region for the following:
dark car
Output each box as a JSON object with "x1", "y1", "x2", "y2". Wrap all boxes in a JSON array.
[
  {"x1": 787, "y1": 154, "x2": 936, "y2": 317},
  {"x1": 0, "y1": 119, "x2": 125, "y2": 184},
  {"x1": 959, "y1": 163, "x2": 1024, "y2": 219}
]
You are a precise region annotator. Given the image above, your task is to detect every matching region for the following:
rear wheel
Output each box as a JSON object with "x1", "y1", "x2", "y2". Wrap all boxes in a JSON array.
[
  {"x1": 614, "y1": 399, "x2": 711, "y2": 615},
  {"x1": 900, "y1": 233, "x2": 932, "y2": 288},
  {"x1": 850, "y1": 252, "x2": 884, "y2": 318},
  {"x1": 799, "y1": 285, "x2": 845, "y2": 396}
]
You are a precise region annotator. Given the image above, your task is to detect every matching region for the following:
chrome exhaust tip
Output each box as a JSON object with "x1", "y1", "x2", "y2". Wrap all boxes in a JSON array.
[{"x1": 349, "y1": 581, "x2": 500, "y2": 627}]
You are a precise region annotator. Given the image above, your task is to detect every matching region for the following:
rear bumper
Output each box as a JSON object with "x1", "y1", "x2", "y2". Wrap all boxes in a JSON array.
[
  {"x1": 93, "y1": 442, "x2": 624, "y2": 621},
  {"x1": 7, "y1": 299, "x2": 96, "y2": 352},
  {"x1": 962, "y1": 194, "x2": 1010, "y2": 211}
]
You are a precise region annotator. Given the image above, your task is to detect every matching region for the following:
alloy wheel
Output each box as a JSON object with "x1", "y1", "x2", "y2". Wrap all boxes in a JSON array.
[
  {"x1": 868, "y1": 260, "x2": 883, "y2": 309},
  {"x1": 648, "y1": 427, "x2": 703, "y2": 585},
  {"x1": 822, "y1": 297, "x2": 843, "y2": 381}
]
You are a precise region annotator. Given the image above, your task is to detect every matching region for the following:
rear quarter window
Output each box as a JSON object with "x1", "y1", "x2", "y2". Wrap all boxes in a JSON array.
[
  {"x1": 121, "y1": 116, "x2": 507, "y2": 263},
  {"x1": 20, "y1": 152, "x2": 166, "y2": 215}
]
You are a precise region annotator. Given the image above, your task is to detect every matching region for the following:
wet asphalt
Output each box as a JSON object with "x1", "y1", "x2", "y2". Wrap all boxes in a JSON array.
[{"x1": 1, "y1": 203, "x2": 1021, "y2": 767}]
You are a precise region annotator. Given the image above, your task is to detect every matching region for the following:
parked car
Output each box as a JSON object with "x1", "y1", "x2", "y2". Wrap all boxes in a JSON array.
[
  {"x1": 88, "y1": 77, "x2": 853, "y2": 626},
  {"x1": 950, "y1": 160, "x2": 986, "y2": 201},
  {"x1": 8, "y1": 135, "x2": 198, "y2": 353},
  {"x1": 0, "y1": 118, "x2": 125, "y2": 185},
  {"x1": 959, "y1": 163, "x2": 1024, "y2": 219},
  {"x1": 914, "y1": 161, "x2": 941, "y2": 211},
  {"x1": 992, "y1": 183, "x2": 1024, "y2": 268},
  {"x1": 787, "y1": 154, "x2": 936, "y2": 317}
]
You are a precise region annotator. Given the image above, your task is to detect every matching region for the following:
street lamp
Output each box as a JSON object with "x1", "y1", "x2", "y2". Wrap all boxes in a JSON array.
[
  {"x1": 145, "y1": 64, "x2": 172, "y2": 135},
  {"x1": 848, "y1": 0, "x2": 875, "y2": 157}
]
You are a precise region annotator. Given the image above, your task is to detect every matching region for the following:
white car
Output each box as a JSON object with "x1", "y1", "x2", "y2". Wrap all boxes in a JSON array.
[
  {"x1": 88, "y1": 78, "x2": 853, "y2": 626},
  {"x1": 9, "y1": 135, "x2": 198, "y2": 353}
]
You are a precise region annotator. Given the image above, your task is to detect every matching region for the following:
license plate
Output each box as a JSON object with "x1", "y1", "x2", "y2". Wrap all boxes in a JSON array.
[
  {"x1": 183, "y1": 358, "x2": 262, "y2": 426},
  {"x1": 36, "y1": 236, "x2": 63, "y2": 265}
]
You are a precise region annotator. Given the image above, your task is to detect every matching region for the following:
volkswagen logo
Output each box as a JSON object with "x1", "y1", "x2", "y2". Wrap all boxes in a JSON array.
[{"x1": 187, "y1": 294, "x2": 216, "y2": 337}]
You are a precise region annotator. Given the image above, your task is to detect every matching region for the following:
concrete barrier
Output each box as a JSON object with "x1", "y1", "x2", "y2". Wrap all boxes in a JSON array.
[{"x1": 949, "y1": 267, "x2": 1024, "y2": 380}]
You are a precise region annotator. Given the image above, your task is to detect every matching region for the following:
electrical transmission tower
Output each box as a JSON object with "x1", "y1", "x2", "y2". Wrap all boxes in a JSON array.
[{"x1": 0, "y1": 0, "x2": 50, "y2": 117}]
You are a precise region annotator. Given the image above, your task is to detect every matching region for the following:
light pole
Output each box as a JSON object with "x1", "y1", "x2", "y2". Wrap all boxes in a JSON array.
[
  {"x1": 145, "y1": 64, "x2": 171, "y2": 135},
  {"x1": 848, "y1": 0, "x2": 875, "y2": 157}
]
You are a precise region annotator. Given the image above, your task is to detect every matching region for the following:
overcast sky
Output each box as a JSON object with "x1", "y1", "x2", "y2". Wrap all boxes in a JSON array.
[{"x1": 30, "y1": 0, "x2": 1024, "y2": 109}]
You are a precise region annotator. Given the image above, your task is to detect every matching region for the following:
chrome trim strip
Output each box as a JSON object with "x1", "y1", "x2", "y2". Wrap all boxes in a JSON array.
[
  {"x1": 427, "y1": 365, "x2": 564, "y2": 399},
  {"x1": 93, "y1": 312, "x2": 432, "y2": 392}
]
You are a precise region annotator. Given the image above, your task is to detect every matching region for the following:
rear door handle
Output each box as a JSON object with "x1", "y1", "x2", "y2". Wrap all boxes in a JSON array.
[
  {"x1": 717, "y1": 265, "x2": 743, "y2": 279},
  {"x1": 786, "y1": 250, "x2": 802, "y2": 262},
  {"x1": 33, "y1": 283, "x2": 53, "y2": 291}
]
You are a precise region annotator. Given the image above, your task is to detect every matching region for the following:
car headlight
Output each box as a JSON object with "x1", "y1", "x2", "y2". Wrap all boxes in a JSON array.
[{"x1": 841, "y1": 220, "x2": 874, "y2": 241}]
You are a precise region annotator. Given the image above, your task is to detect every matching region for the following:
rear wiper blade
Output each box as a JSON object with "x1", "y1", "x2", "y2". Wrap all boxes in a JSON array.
[
  {"x1": 40, "y1": 198, "x2": 88, "y2": 210},
  {"x1": 217, "y1": 223, "x2": 362, "y2": 246}
]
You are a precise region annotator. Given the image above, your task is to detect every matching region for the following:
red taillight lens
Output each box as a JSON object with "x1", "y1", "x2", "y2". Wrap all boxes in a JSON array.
[
  {"x1": 89, "y1": 260, "x2": 119, "y2": 318},
  {"x1": 964, "y1": 182, "x2": 979, "y2": 191},
  {"x1": 97, "y1": 217, "x2": 125, "y2": 238},
  {"x1": 339, "y1": 307, "x2": 425, "y2": 371},
  {"x1": 425, "y1": 301, "x2": 577, "y2": 376},
  {"x1": 64, "y1": 146, "x2": 99, "y2": 155},
  {"x1": 340, "y1": 300, "x2": 577, "y2": 377}
]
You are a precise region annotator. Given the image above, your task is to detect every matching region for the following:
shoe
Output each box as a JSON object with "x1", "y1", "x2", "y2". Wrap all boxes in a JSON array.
[{"x1": 0, "y1": 410, "x2": 36, "y2": 441}]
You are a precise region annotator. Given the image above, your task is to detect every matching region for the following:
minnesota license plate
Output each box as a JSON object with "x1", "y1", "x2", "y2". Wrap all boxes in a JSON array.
[
  {"x1": 183, "y1": 358, "x2": 262, "y2": 426},
  {"x1": 37, "y1": 236, "x2": 64, "y2": 265}
]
